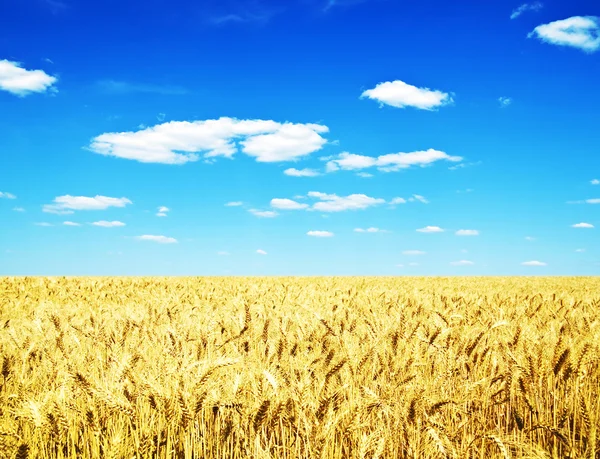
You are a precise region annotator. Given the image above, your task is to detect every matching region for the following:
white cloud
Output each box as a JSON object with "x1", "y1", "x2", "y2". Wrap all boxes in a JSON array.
[
  {"x1": 572, "y1": 222, "x2": 594, "y2": 228},
  {"x1": 283, "y1": 168, "x2": 320, "y2": 177},
  {"x1": 35, "y1": 222, "x2": 53, "y2": 227},
  {"x1": 521, "y1": 260, "x2": 547, "y2": 266},
  {"x1": 326, "y1": 149, "x2": 462, "y2": 173},
  {"x1": 136, "y1": 235, "x2": 178, "y2": 244},
  {"x1": 249, "y1": 209, "x2": 278, "y2": 218},
  {"x1": 225, "y1": 201, "x2": 243, "y2": 207},
  {"x1": 575, "y1": 248, "x2": 586, "y2": 252},
  {"x1": 402, "y1": 250, "x2": 426, "y2": 255},
  {"x1": 585, "y1": 199, "x2": 600, "y2": 204},
  {"x1": 498, "y1": 96, "x2": 512, "y2": 107},
  {"x1": 390, "y1": 197, "x2": 407, "y2": 205},
  {"x1": 89, "y1": 117, "x2": 329, "y2": 164},
  {"x1": 63, "y1": 221, "x2": 81, "y2": 226},
  {"x1": 156, "y1": 212, "x2": 167, "y2": 217},
  {"x1": 455, "y1": 229, "x2": 479, "y2": 236},
  {"x1": 0, "y1": 191, "x2": 16, "y2": 199},
  {"x1": 92, "y1": 220, "x2": 126, "y2": 227},
  {"x1": 307, "y1": 230, "x2": 334, "y2": 237},
  {"x1": 529, "y1": 16, "x2": 600, "y2": 53},
  {"x1": 156, "y1": 206, "x2": 170, "y2": 217},
  {"x1": 361, "y1": 80, "x2": 453, "y2": 110},
  {"x1": 450, "y1": 260, "x2": 474, "y2": 266},
  {"x1": 43, "y1": 195, "x2": 131, "y2": 214},
  {"x1": 408, "y1": 194, "x2": 429, "y2": 204},
  {"x1": 591, "y1": 179, "x2": 599, "y2": 185},
  {"x1": 12, "y1": 207, "x2": 25, "y2": 212},
  {"x1": 270, "y1": 198, "x2": 309, "y2": 210},
  {"x1": 416, "y1": 226, "x2": 444, "y2": 233},
  {"x1": 256, "y1": 249, "x2": 267, "y2": 255},
  {"x1": 0, "y1": 60, "x2": 57, "y2": 96},
  {"x1": 354, "y1": 227, "x2": 387, "y2": 233},
  {"x1": 510, "y1": 2, "x2": 543, "y2": 19},
  {"x1": 307, "y1": 191, "x2": 385, "y2": 212}
]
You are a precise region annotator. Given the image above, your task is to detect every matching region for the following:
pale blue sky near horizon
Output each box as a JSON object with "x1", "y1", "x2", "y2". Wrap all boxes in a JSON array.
[{"x1": 0, "y1": 0, "x2": 598, "y2": 275}]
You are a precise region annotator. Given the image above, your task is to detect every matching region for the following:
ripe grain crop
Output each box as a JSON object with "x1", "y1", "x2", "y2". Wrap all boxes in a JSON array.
[{"x1": 0, "y1": 276, "x2": 599, "y2": 458}]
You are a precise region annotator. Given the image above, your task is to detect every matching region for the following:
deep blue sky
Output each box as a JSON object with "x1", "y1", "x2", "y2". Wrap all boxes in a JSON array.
[{"x1": 0, "y1": 0, "x2": 598, "y2": 275}]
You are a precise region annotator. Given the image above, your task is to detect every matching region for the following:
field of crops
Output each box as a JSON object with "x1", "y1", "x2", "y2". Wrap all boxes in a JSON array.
[{"x1": 0, "y1": 277, "x2": 599, "y2": 458}]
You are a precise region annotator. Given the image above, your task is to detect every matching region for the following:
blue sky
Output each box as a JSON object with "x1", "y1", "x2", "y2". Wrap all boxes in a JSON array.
[{"x1": 0, "y1": 0, "x2": 598, "y2": 275}]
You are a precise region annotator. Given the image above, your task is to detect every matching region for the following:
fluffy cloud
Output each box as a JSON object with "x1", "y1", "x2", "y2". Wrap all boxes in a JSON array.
[
  {"x1": 390, "y1": 197, "x2": 407, "y2": 205},
  {"x1": 450, "y1": 260, "x2": 474, "y2": 266},
  {"x1": 270, "y1": 198, "x2": 309, "y2": 210},
  {"x1": 529, "y1": 16, "x2": 600, "y2": 53},
  {"x1": 402, "y1": 250, "x2": 426, "y2": 255},
  {"x1": 89, "y1": 117, "x2": 329, "y2": 164},
  {"x1": 591, "y1": 179, "x2": 599, "y2": 185},
  {"x1": 63, "y1": 221, "x2": 81, "y2": 226},
  {"x1": 225, "y1": 201, "x2": 243, "y2": 207},
  {"x1": 284, "y1": 168, "x2": 320, "y2": 177},
  {"x1": 0, "y1": 60, "x2": 57, "y2": 96},
  {"x1": 408, "y1": 194, "x2": 429, "y2": 204},
  {"x1": 308, "y1": 191, "x2": 385, "y2": 212},
  {"x1": 455, "y1": 229, "x2": 479, "y2": 236},
  {"x1": 572, "y1": 222, "x2": 594, "y2": 228},
  {"x1": 156, "y1": 206, "x2": 169, "y2": 217},
  {"x1": 326, "y1": 149, "x2": 462, "y2": 173},
  {"x1": 92, "y1": 221, "x2": 126, "y2": 227},
  {"x1": 361, "y1": 80, "x2": 453, "y2": 110},
  {"x1": 354, "y1": 227, "x2": 387, "y2": 233},
  {"x1": 585, "y1": 199, "x2": 600, "y2": 204},
  {"x1": 416, "y1": 226, "x2": 444, "y2": 233},
  {"x1": 135, "y1": 235, "x2": 178, "y2": 244},
  {"x1": 249, "y1": 209, "x2": 278, "y2": 218},
  {"x1": 307, "y1": 230, "x2": 334, "y2": 237},
  {"x1": 522, "y1": 260, "x2": 547, "y2": 266},
  {"x1": 43, "y1": 195, "x2": 132, "y2": 214},
  {"x1": 510, "y1": 2, "x2": 543, "y2": 19},
  {"x1": 0, "y1": 191, "x2": 16, "y2": 199},
  {"x1": 256, "y1": 249, "x2": 267, "y2": 255}
]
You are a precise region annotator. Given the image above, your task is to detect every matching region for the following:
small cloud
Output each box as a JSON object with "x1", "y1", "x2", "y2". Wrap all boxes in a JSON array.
[
  {"x1": 498, "y1": 96, "x2": 512, "y2": 107},
  {"x1": 270, "y1": 198, "x2": 309, "y2": 210},
  {"x1": 249, "y1": 209, "x2": 278, "y2": 218},
  {"x1": 12, "y1": 207, "x2": 25, "y2": 212},
  {"x1": 307, "y1": 230, "x2": 334, "y2": 237},
  {"x1": 522, "y1": 260, "x2": 547, "y2": 266},
  {"x1": 572, "y1": 222, "x2": 594, "y2": 228},
  {"x1": 43, "y1": 195, "x2": 132, "y2": 214},
  {"x1": 225, "y1": 201, "x2": 243, "y2": 207},
  {"x1": 529, "y1": 16, "x2": 600, "y2": 53},
  {"x1": 417, "y1": 226, "x2": 444, "y2": 233},
  {"x1": 256, "y1": 249, "x2": 267, "y2": 255},
  {"x1": 575, "y1": 248, "x2": 586, "y2": 252},
  {"x1": 510, "y1": 2, "x2": 543, "y2": 20},
  {"x1": 63, "y1": 221, "x2": 81, "y2": 226},
  {"x1": 448, "y1": 161, "x2": 482, "y2": 171},
  {"x1": 135, "y1": 235, "x2": 178, "y2": 244},
  {"x1": 525, "y1": 236, "x2": 536, "y2": 241},
  {"x1": 35, "y1": 222, "x2": 53, "y2": 227},
  {"x1": 450, "y1": 260, "x2": 474, "y2": 266},
  {"x1": 586, "y1": 199, "x2": 600, "y2": 204},
  {"x1": 156, "y1": 206, "x2": 170, "y2": 217},
  {"x1": 361, "y1": 79, "x2": 453, "y2": 110},
  {"x1": 408, "y1": 194, "x2": 429, "y2": 204},
  {"x1": 356, "y1": 172, "x2": 373, "y2": 178},
  {"x1": 591, "y1": 179, "x2": 599, "y2": 185},
  {"x1": 354, "y1": 227, "x2": 387, "y2": 233},
  {"x1": 307, "y1": 191, "x2": 385, "y2": 212},
  {"x1": 402, "y1": 250, "x2": 426, "y2": 255},
  {"x1": 326, "y1": 149, "x2": 461, "y2": 173},
  {"x1": 0, "y1": 60, "x2": 58, "y2": 96},
  {"x1": 390, "y1": 197, "x2": 407, "y2": 205},
  {"x1": 284, "y1": 168, "x2": 320, "y2": 177},
  {"x1": 455, "y1": 229, "x2": 479, "y2": 236},
  {"x1": 217, "y1": 251, "x2": 230, "y2": 256},
  {"x1": 92, "y1": 220, "x2": 126, "y2": 227},
  {"x1": 0, "y1": 191, "x2": 16, "y2": 199}
]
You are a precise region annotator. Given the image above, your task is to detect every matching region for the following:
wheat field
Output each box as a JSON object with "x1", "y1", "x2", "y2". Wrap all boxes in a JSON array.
[{"x1": 0, "y1": 276, "x2": 599, "y2": 459}]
